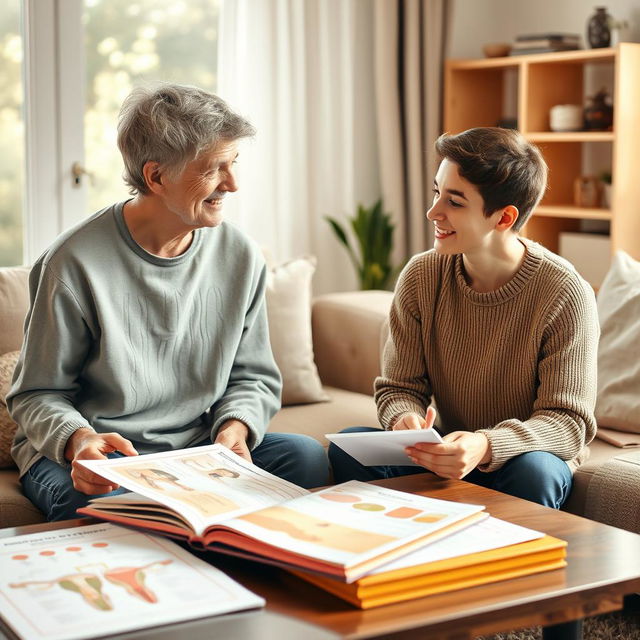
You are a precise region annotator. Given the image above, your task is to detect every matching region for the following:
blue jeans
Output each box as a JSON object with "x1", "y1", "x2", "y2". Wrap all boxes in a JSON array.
[
  {"x1": 328, "y1": 426, "x2": 573, "y2": 509},
  {"x1": 22, "y1": 432, "x2": 330, "y2": 521}
]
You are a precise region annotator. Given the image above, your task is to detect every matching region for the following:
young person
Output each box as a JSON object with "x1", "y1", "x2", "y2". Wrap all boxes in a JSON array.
[{"x1": 329, "y1": 127, "x2": 599, "y2": 508}]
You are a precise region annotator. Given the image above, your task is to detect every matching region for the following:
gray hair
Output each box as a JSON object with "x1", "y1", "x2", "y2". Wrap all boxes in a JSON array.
[{"x1": 117, "y1": 84, "x2": 256, "y2": 195}]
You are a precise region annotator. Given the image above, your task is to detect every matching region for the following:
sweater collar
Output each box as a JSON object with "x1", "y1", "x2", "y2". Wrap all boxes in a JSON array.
[{"x1": 454, "y1": 238, "x2": 544, "y2": 305}]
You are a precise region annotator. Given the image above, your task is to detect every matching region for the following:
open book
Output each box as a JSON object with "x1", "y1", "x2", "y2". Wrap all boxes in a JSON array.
[
  {"x1": 0, "y1": 522, "x2": 263, "y2": 640},
  {"x1": 77, "y1": 444, "x2": 486, "y2": 582}
]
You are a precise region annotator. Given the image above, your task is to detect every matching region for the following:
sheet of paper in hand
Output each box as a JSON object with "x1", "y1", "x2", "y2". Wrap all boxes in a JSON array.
[{"x1": 325, "y1": 429, "x2": 444, "y2": 466}]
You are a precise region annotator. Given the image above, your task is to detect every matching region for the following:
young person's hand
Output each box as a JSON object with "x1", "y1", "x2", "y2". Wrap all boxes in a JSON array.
[
  {"x1": 215, "y1": 419, "x2": 252, "y2": 461},
  {"x1": 405, "y1": 431, "x2": 491, "y2": 479},
  {"x1": 391, "y1": 406, "x2": 437, "y2": 431},
  {"x1": 65, "y1": 428, "x2": 138, "y2": 494}
]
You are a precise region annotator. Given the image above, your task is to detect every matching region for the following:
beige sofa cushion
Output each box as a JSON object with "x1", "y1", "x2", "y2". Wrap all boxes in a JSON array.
[
  {"x1": 0, "y1": 266, "x2": 29, "y2": 355},
  {"x1": 563, "y1": 438, "x2": 622, "y2": 516},
  {"x1": 312, "y1": 291, "x2": 393, "y2": 396},
  {"x1": 595, "y1": 251, "x2": 640, "y2": 433},
  {"x1": 268, "y1": 386, "x2": 379, "y2": 446},
  {"x1": 266, "y1": 256, "x2": 328, "y2": 406}
]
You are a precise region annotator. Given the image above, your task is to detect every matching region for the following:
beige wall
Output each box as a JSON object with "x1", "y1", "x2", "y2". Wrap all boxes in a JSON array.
[{"x1": 448, "y1": 0, "x2": 640, "y2": 59}]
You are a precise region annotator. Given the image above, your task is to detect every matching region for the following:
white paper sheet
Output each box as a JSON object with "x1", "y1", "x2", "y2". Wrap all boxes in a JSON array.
[{"x1": 325, "y1": 429, "x2": 443, "y2": 466}]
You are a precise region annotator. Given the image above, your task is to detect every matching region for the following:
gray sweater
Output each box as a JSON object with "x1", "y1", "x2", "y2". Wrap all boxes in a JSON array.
[
  {"x1": 375, "y1": 239, "x2": 599, "y2": 472},
  {"x1": 9, "y1": 201, "x2": 281, "y2": 476}
]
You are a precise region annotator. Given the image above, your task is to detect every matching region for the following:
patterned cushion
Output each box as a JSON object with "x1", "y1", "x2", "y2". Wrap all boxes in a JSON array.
[{"x1": 0, "y1": 350, "x2": 20, "y2": 468}]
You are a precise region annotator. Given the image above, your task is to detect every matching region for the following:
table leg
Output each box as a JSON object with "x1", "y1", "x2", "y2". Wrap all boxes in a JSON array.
[{"x1": 542, "y1": 619, "x2": 583, "y2": 640}]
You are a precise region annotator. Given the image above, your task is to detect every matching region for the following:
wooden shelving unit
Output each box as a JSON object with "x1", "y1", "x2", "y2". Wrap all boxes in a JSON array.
[{"x1": 444, "y1": 43, "x2": 640, "y2": 269}]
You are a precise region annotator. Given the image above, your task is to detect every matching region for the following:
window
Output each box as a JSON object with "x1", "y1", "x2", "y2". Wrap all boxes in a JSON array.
[
  {"x1": 3, "y1": 0, "x2": 221, "y2": 266},
  {"x1": 0, "y1": 1, "x2": 24, "y2": 266},
  {"x1": 83, "y1": 0, "x2": 220, "y2": 213}
]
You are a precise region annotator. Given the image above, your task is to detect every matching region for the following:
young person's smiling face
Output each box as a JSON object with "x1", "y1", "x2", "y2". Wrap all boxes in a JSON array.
[{"x1": 426, "y1": 158, "x2": 503, "y2": 256}]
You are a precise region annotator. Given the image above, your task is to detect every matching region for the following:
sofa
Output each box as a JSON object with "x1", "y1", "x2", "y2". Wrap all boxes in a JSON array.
[{"x1": 1, "y1": 256, "x2": 639, "y2": 535}]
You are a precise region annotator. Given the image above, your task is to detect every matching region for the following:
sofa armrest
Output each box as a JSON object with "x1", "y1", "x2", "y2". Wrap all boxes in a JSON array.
[{"x1": 312, "y1": 291, "x2": 393, "y2": 396}]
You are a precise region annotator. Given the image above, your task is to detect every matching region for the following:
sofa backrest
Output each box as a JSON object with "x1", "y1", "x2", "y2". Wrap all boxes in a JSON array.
[{"x1": 0, "y1": 266, "x2": 30, "y2": 356}]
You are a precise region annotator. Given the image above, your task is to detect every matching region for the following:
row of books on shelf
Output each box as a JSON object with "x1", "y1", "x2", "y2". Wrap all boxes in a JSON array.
[
  {"x1": 510, "y1": 32, "x2": 581, "y2": 55},
  {"x1": 0, "y1": 445, "x2": 567, "y2": 640}
]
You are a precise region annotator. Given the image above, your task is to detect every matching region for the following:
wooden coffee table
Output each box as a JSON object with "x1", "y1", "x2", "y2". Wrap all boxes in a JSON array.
[{"x1": 2, "y1": 473, "x2": 640, "y2": 640}]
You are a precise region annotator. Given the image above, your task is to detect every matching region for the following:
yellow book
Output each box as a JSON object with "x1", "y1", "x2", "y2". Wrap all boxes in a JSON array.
[{"x1": 291, "y1": 519, "x2": 567, "y2": 608}]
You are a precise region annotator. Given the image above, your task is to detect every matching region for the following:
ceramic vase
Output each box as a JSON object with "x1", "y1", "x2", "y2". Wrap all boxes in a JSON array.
[{"x1": 587, "y1": 7, "x2": 611, "y2": 48}]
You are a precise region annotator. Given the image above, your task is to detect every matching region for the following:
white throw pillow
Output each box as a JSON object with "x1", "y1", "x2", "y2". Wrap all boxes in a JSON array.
[
  {"x1": 595, "y1": 251, "x2": 640, "y2": 433},
  {"x1": 266, "y1": 256, "x2": 328, "y2": 406}
]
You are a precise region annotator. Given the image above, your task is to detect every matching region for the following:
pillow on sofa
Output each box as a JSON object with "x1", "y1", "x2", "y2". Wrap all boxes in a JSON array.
[
  {"x1": 0, "y1": 350, "x2": 20, "y2": 468},
  {"x1": 595, "y1": 251, "x2": 640, "y2": 433},
  {"x1": 0, "y1": 266, "x2": 30, "y2": 355},
  {"x1": 266, "y1": 256, "x2": 328, "y2": 406}
]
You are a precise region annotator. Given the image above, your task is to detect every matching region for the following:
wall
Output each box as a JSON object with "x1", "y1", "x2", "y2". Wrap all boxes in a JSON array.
[{"x1": 448, "y1": 0, "x2": 640, "y2": 59}]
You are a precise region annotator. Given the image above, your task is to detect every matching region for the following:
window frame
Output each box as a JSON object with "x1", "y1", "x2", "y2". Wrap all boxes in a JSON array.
[{"x1": 22, "y1": 0, "x2": 86, "y2": 264}]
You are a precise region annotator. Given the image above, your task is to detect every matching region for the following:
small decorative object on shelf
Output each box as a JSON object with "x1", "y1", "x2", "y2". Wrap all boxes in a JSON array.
[
  {"x1": 511, "y1": 32, "x2": 581, "y2": 55},
  {"x1": 600, "y1": 170, "x2": 612, "y2": 208},
  {"x1": 584, "y1": 88, "x2": 614, "y2": 130},
  {"x1": 574, "y1": 175, "x2": 602, "y2": 208},
  {"x1": 587, "y1": 7, "x2": 612, "y2": 48},
  {"x1": 496, "y1": 117, "x2": 518, "y2": 129},
  {"x1": 549, "y1": 104, "x2": 583, "y2": 131},
  {"x1": 482, "y1": 42, "x2": 512, "y2": 58}
]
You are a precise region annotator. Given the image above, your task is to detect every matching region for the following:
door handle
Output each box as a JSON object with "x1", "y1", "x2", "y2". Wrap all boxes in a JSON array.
[{"x1": 71, "y1": 162, "x2": 94, "y2": 187}]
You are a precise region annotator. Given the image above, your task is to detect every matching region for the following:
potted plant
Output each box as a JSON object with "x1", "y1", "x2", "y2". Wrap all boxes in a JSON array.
[{"x1": 325, "y1": 199, "x2": 399, "y2": 290}]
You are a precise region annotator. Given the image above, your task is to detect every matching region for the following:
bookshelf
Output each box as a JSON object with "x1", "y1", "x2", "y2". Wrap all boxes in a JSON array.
[{"x1": 444, "y1": 43, "x2": 640, "y2": 283}]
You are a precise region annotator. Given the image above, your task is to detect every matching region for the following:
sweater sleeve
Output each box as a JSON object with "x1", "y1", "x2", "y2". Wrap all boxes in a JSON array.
[
  {"x1": 375, "y1": 257, "x2": 433, "y2": 429},
  {"x1": 7, "y1": 262, "x2": 96, "y2": 467},
  {"x1": 476, "y1": 279, "x2": 599, "y2": 472},
  {"x1": 209, "y1": 263, "x2": 282, "y2": 449}
]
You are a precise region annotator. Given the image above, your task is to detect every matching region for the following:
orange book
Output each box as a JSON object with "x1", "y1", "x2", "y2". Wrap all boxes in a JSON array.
[
  {"x1": 292, "y1": 532, "x2": 567, "y2": 608},
  {"x1": 77, "y1": 444, "x2": 486, "y2": 582}
]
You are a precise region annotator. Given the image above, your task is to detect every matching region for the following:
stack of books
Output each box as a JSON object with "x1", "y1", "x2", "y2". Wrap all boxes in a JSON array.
[
  {"x1": 0, "y1": 444, "x2": 567, "y2": 622},
  {"x1": 511, "y1": 33, "x2": 581, "y2": 55}
]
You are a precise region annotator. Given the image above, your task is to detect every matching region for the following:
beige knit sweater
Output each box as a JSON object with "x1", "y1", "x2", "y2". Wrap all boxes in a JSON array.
[{"x1": 375, "y1": 240, "x2": 599, "y2": 473}]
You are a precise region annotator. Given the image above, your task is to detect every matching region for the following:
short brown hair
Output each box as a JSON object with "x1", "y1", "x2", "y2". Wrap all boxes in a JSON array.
[{"x1": 435, "y1": 128, "x2": 547, "y2": 231}]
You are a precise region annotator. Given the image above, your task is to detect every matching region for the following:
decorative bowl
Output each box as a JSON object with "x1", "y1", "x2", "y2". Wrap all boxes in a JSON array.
[{"x1": 482, "y1": 43, "x2": 512, "y2": 58}]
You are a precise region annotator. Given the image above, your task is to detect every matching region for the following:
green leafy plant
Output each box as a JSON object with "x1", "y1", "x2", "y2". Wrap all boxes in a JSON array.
[{"x1": 325, "y1": 199, "x2": 398, "y2": 290}]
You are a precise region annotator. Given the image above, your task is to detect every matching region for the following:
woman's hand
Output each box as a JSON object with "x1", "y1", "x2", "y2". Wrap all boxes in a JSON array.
[
  {"x1": 66, "y1": 428, "x2": 138, "y2": 494},
  {"x1": 215, "y1": 419, "x2": 252, "y2": 461}
]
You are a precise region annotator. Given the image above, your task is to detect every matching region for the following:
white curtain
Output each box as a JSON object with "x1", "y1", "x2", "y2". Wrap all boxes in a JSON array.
[{"x1": 217, "y1": 0, "x2": 380, "y2": 294}]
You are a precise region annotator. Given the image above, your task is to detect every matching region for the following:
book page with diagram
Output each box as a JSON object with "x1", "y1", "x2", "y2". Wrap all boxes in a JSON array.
[
  {"x1": 212, "y1": 480, "x2": 485, "y2": 580},
  {"x1": 0, "y1": 523, "x2": 263, "y2": 640},
  {"x1": 80, "y1": 444, "x2": 309, "y2": 536}
]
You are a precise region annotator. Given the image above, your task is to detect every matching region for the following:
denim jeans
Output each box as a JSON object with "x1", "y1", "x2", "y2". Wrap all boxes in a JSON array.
[
  {"x1": 328, "y1": 426, "x2": 573, "y2": 509},
  {"x1": 22, "y1": 432, "x2": 330, "y2": 521}
]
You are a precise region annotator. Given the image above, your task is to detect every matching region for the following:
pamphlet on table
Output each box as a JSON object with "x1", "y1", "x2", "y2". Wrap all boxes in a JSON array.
[{"x1": 0, "y1": 523, "x2": 263, "y2": 640}]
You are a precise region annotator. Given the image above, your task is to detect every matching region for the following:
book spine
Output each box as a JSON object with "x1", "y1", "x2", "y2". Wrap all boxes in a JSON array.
[
  {"x1": 513, "y1": 39, "x2": 580, "y2": 49},
  {"x1": 516, "y1": 33, "x2": 580, "y2": 42}
]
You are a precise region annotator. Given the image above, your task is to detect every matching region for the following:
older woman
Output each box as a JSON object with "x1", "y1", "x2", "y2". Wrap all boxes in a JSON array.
[{"x1": 8, "y1": 84, "x2": 329, "y2": 521}]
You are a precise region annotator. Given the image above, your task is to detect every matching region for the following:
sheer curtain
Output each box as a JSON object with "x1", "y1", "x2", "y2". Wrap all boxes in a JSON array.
[{"x1": 217, "y1": 0, "x2": 380, "y2": 294}]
